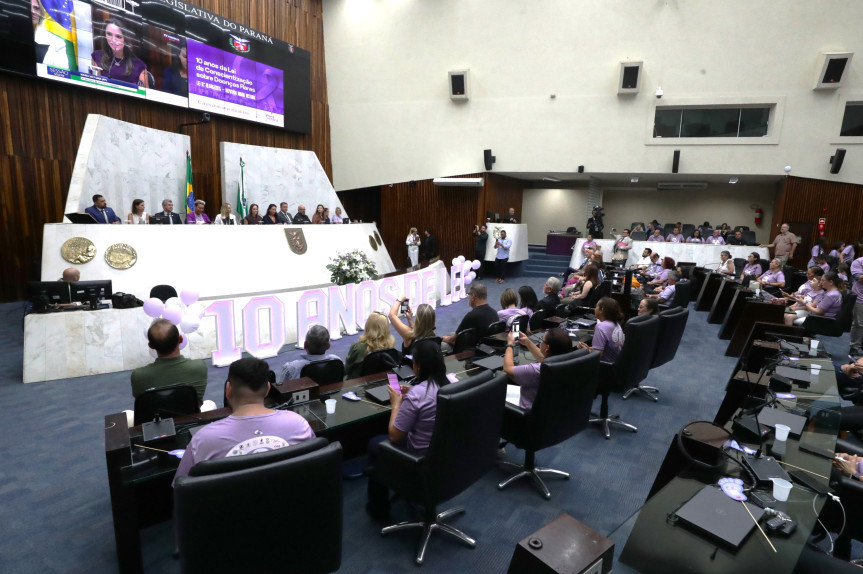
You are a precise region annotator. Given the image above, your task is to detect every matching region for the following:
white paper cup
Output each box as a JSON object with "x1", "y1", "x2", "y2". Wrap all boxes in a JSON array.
[
  {"x1": 772, "y1": 478, "x2": 793, "y2": 502},
  {"x1": 325, "y1": 398, "x2": 337, "y2": 414},
  {"x1": 810, "y1": 364, "x2": 822, "y2": 375},
  {"x1": 809, "y1": 339, "x2": 820, "y2": 356},
  {"x1": 774, "y1": 423, "x2": 791, "y2": 442}
]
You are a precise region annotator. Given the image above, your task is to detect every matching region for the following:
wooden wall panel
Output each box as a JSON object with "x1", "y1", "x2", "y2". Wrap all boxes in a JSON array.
[
  {"x1": 773, "y1": 176, "x2": 863, "y2": 268},
  {"x1": 0, "y1": 0, "x2": 329, "y2": 302},
  {"x1": 481, "y1": 173, "x2": 524, "y2": 224}
]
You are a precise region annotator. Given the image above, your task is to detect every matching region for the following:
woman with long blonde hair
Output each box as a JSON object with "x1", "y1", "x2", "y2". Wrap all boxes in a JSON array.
[
  {"x1": 389, "y1": 298, "x2": 437, "y2": 354},
  {"x1": 345, "y1": 312, "x2": 396, "y2": 378}
]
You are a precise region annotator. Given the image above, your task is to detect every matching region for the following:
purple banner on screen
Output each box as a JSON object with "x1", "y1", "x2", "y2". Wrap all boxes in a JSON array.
[{"x1": 187, "y1": 39, "x2": 284, "y2": 125}]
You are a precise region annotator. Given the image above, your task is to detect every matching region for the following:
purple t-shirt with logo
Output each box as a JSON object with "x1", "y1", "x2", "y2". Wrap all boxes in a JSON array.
[
  {"x1": 173, "y1": 410, "x2": 315, "y2": 484},
  {"x1": 852, "y1": 257, "x2": 863, "y2": 305},
  {"x1": 593, "y1": 320, "x2": 625, "y2": 363},
  {"x1": 743, "y1": 263, "x2": 762, "y2": 276},
  {"x1": 658, "y1": 284, "x2": 676, "y2": 302},
  {"x1": 705, "y1": 236, "x2": 726, "y2": 245},
  {"x1": 648, "y1": 234, "x2": 665, "y2": 242},
  {"x1": 760, "y1": 270, "x2": 785, "y2": 285},
  {"x1": 498, "y1": 307, "x2": 532, "y2": 327},
  {"x1": 818, "y1": 289, "x2": 843, "y2": 318},
  {"x1": 666, "y1": 234, "x2": 685, "y2": 243},
  {"x1": 394, "y1": 379, "x2": 439, "y2": 451},
  {"x1": 512, "y1": 363, "x2": 542, "y2": 410}
]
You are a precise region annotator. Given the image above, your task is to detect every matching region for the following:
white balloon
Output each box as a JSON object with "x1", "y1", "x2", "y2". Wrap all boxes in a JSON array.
[
  {"x1": 452, "y1": 258, "x2": 460, "y2": 267},
  {"x1": 471, "y1": 260, "x2": 481, "y2": 270},
  {"x1": 458, "y1": 255, "x2": 466, "y2": 263},
  {"x1": 186, "y1": 302, "x2": 206, "y2": 320},
  {"x1": 463, "y1": 276, "x2": 473, "y2": 285},
  {"x1": 179, "y1": 314, "x2": 201, "y2": 334},
  {"x1": 164, "y1": 297, "x2": 182, "y2": 309},
  {"x1": 163, "y1": 306, "x2": 183, "y2": 325},
  {"x1": 467, "y1": 271, "x2": 477, "y2": 281}
]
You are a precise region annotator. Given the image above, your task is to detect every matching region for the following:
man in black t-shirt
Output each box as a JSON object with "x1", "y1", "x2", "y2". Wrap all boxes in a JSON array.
[{"x1": 442, "y1": 283, "x2": 499, "y2": 350}]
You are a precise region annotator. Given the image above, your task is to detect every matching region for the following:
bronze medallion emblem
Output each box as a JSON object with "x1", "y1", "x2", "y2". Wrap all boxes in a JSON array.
[
  {"x1": 369, "y1": 235, "x2": 378, "y2": 251},
  {"x1": 105, "y1": 243, "x2": 138, "y2": 269},
  {"x1": 374, "y1": 231, "x2": 382, "y2": 246},
  {"x1": 285, "y1": 228, "x2": 308, "y2": 254},
  {"x1": 61, "y1": 237, "x2": 96, "y2": 264},
  {"x1": 492, "y1": 226, "x2": 505, "y2": 240}
]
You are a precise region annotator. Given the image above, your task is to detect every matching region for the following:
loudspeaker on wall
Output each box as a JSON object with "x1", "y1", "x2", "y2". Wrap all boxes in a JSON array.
[
  {"x1": 830, "y1": 148, "x2": 846, "y2": 174},
  {"x1": 814, "y1": 53, "x2": 853, "y2": 90},
  {"x1": 449, "y1": 70, "x2": 470, "y2": 101},
  {"x1": 484, "y1": 149, "x2": 496, "y2": 171},
  {"x1": 618, "y1": 61, "x2": 642, "y2": 94},
  {"x1": 672, "y1": 150, "x2": 680, "y2": 174}
]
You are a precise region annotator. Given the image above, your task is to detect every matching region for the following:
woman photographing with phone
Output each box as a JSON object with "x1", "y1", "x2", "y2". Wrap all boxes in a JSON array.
[{"x1": 388, "y1": 297, "x2": 437, "y2": 355}]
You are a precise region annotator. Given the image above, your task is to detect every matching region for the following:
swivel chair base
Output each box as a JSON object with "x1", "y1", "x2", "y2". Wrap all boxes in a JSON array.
[
  {"x1": 497, "y1": 460, "x2": 569, "y2": 500},
  {"x1": 381, "y1": 506, "x2": 475, "y2": 565},
  {"x1": 590, "y1": 413, "x2": 638, "y2": 439},
  {"x1": 622, "y1": 385, "x2": 659, "y2": 402}
]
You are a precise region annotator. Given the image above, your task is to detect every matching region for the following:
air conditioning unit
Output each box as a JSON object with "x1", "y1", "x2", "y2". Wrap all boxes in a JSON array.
[
  {"x1": 433, "y1": 177, "x2": 484, "y2": 187},
  {"x1": 657, "y1": 181, "x2": 708, "y2": 191}
]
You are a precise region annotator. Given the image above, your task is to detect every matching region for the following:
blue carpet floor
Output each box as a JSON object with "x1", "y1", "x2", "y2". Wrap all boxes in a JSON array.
[{"x1": 0, "y1": 279, "x2": 852, "y2": 573}]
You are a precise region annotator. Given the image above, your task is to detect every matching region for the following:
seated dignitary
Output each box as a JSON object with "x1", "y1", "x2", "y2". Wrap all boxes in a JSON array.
[
  {"x1": 173, "y1": 357, "x2": 315, "y2": 483},
  {"x1": 577, "y1": 297, "x2": 625, "y2": 361},
  {"x1": 293, "y1": 205, "x2": 312, "y2": 224},
  {"x1": 261, "y1": 203, "x2": 280, "y2": 224},
  {"x1": 85, "y1": 194, "x2": 121, "y2": 224},
  {"x1": 276, "y1": 202, "x2": 293, "y2": 224},
  {"x1": 389, "y1": 298, "x2": 437, "y2": 356},
  {"x1": 131, "y1": 318, "x2": 209, "y2": 402},
  {"x1": 280, "y1": 325, "x2": 342, "y2": 381},
  {"x1": 185, "y1": 200, "x2": 211, "y2": 224},
  {"x1": 503, "y1": 328, "x2": 572, "y2": 410},
  {"x1": 646, "y1": 271, "x2": 680, "y2": 304},
  {"x1": 153, "y1": 199, "x2": 183, "y2": 225},
  {"x1": 213, "y1": 203, "x2": 237, "y2": 225},
  {"x1": 61, "y1": 267, "x2": 80, "y2": 282},
  {"x1": 441, "y1": 283, "x2": 499, "y2": 349},
  {"x1": 345, "y1": 311, "x2": 397, "y2": 379},
  {"x1": 498, "y1": 288, "x2": 531, "y2": 328},
  {"x1": 127, "y1": 198, "x2": 149, "y2": 224},
  {"x1": 242, "y1": 203, "x2": 262, "y2": 225},
  {"x1": 537, "y1": 276, "x2": 562, "y2": 313},
  {"x1": 365, "y1": 340, "x2": 449, "y2": 520}
]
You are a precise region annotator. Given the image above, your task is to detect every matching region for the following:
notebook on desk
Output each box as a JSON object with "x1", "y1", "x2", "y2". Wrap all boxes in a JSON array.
[
  {"x1": 472, "y1": 355, "x2": 505, "y2": 371},
  {"x1": 675, "y1": 485, "x2": 765, "y2": 549},
  {"x1": 757, "y1": 407, "x2": 807, "y2": 438}
]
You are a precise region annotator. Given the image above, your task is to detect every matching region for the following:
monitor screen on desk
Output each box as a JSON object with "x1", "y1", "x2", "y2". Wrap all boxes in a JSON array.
[
  {"x1": 27, "y1": 281, "x2": 72, "y2": 306},
  {"x1": 70, "y1": 280, "x2": 113, "y2": 304}
]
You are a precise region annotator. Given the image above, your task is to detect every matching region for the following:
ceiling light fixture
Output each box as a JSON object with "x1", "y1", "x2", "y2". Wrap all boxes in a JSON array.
[{"x1": 542, "y1": 177, "x2": 562, "y2": 183}]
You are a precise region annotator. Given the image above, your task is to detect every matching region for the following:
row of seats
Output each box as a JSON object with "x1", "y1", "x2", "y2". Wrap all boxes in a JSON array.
[{"x1": 630, "y1": 222, "x2": 750, "y2": 236}]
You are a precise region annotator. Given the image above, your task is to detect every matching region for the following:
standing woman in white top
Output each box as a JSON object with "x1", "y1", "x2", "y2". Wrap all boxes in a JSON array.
[
  {"x1": 127, "y1": 199, "x2": 149, "y2": 224},
  {"x1": 406, "y1": 227, "x2": 421, "y2": 267},
  {"x1": 213, "y1": 203, "x2": 237, "y2": 225},
  {"x1": 717, "y1": 250, "x2": 735, "y2": 275}
]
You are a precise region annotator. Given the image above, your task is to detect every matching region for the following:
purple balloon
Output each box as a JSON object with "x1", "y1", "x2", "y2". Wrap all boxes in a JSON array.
[
  {"x1": 163, "y1": 306, "x2": 183, "y2": 325},
  {"x1": 471, "y1": 259, "x2": 482, "y2": 270},
  {"x1": 178, "y1": 335, "x2": 188, "y2": 350},
  {"x1": 180, "y1": 289, "x2": 199, "y2": 306},
  {"x1": 143, "y1": 298, "x2": 164, "y2": 318}
]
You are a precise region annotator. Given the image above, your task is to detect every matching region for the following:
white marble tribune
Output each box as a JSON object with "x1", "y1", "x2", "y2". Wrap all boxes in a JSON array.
[
  {"x1": 65, "y1": 115, "x2": 191, "y2": 219},
  {"x1": 220, "y1": 142, "x2": 347, "y2": 217},
  {"x1": 570, "y1": 238, "x2": 769, "y2": 269}
]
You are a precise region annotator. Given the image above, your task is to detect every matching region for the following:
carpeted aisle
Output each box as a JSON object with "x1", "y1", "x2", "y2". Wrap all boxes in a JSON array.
[{"x1": 0, "y1": 278, "x2": 851, "y2": 573}]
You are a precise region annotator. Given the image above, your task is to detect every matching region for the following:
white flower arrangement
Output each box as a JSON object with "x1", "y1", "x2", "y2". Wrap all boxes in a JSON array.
[{"x1": 326, "y1": 250, "x2": 378, "y2": 286}]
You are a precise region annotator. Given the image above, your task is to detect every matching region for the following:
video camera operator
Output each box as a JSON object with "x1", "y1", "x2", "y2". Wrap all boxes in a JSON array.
[{"x1": 587, "y1": 205, "x2": 605, "y2": 239}]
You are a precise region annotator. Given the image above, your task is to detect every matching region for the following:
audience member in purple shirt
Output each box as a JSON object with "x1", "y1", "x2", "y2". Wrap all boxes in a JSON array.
[
  {"x1": 578, "y1": 297, "x2": 625, "y2": 363},
  {"x1": 841, "y1": 243, "x2": 855, "y2": 263},
  {"x1": 648, "y1": 229, "x2": 665, "y2": 242},
  {"x1": 806, "y1": 273, "x2": 844, "y2": 319},
  {"x1": 784, "y1": 277, "x2": 825, "y2": 326},
  {"x1": 646, "y1": 271, "x2": 679, "y2": 304},
  {"x1": 740, "y1": 252, "x2": 762, "y2": 280},
  {"x1": 705, "y1": 229, "x2": 726, "y2": 245},
  {"x1": 504, "y1": 328, "x2": 573, "y2": 410},
  {"x1": 666, "y1": 227, "x2": 685, "y2": 243},
  {"x1": 807, "y1": 238, "x2": 827, "y2": 267},
  {"x1": 759, "y1": 259, "x2": 786, "y2": 289},
  {"x1": 173, "y1": 358, "x2": 314, "y2": 485},
  {"x1": 366, "y1": 340, "x2": 448, "y2": 520},
  {"x1": 851, "y1": 256, "x2": 863, "y2": 353},
  {"x1": 687, "y1": 230, "x2": 704, "y2": 244}
]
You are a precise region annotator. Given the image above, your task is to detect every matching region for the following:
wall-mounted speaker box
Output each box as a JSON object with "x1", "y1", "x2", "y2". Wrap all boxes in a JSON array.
[
  {"x1": 672, "y1": 150, "x2": 680, "y2": 173},
  {"x1": 578, "y1": 165, "x2": 584, "y2": 173},
  {"x1": 618, "y1": 61, "x2": 642, "y2": 94},
  {"x1": 484, "y1": 149, "x2": 496, "y2": 171},
  {"x1": 814, "y1": 52, "x2": 853, "y2": 90},
  {"x1": 830, "y1": 148, "x2": 846, "y2": 174},
  {"x1": 449, "y1": 70, "x2": 470, "y2": 101}
]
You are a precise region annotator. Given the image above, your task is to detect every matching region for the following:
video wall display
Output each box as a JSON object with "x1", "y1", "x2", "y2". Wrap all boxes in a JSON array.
[{"x1": 0, "y1": 0, "x2": 311, "y2": 133}]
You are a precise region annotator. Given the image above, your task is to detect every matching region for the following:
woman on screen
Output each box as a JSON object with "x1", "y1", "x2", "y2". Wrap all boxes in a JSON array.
[
  {"x1": 91, "y1": 17, "x2": 150, "y2": 87},
  {"x1": 127, "y1": 199, "x2": 149, "y2": 224},
  {"x1": 162, "y1": 40, "x2": 188, "y2": 96}
]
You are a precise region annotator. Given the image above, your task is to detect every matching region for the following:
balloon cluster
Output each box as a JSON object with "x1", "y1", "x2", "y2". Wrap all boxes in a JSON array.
[
  {"x1": 142, "y1": 289, "x2": 203, "y2": 352},
  {"x1": 450, "y1": 255, "x2": 481, "y2": 284}
]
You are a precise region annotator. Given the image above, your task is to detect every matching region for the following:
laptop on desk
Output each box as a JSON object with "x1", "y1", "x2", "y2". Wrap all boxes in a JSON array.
[{"x1": 675, "y1": 485, "x2": 765, "y2": 549}]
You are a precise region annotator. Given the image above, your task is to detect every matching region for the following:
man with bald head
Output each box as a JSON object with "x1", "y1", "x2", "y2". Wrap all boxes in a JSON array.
[
  {"x1": 61, "y1": 268, "x2": 80, "y2": 282},
  {"x1": 130, "y1": 318, "x2": 208, "y2": 402},
  {"x1": 761, "y1": 222, "x2": 798, "y2": 266},
  {"x1": 293, "y1": 204, "x2": 311, "y2": 224}
]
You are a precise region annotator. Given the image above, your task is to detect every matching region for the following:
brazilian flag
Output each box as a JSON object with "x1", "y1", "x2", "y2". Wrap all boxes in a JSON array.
[{"x1": 41, "y1": 0, "x2": 77, "y2": 70}]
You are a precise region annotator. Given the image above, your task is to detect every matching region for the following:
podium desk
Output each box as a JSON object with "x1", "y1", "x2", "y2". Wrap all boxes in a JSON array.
[
  {"x1": 707, "y1": 278, "x2": 740, "y2": 324},
  {"x1": 545, "y1": 232, "x2": 579, "y2": 255},
  {"x1": 725, "y1": 301, "x2": 786, "y2": 357}
]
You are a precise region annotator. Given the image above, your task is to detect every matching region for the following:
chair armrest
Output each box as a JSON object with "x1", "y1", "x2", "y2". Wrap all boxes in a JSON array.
[
  {"x1": 836, "y1": 437, "x2": 863, "y2": 457},
  {"x1": 832, "y1": 473, "x2": 863, "y2": 496},
  {"x1": 372, "y1": 440, "x2": 427, "y2": 500},
  {"x1": 501, "y1": 401, "x2": 529, "y2": 445},
  {"x1": 377, "y1": 439, "x2": 427, "y2": 467},
  {"x1": 802, "y1": 315, "x2": 837, "y2": 333}
]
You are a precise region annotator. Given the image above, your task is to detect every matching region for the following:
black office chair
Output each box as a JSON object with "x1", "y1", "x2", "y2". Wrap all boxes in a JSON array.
[
  {"x1": 802, "y1": 292, "x2": 857, "y2": 337},
  {"x1": 662, "y1": 223, "x2": 676, "y2": 236},
  {"x1": 512, "y1": 314, "x2": 529, "y2": 334},
  {"x1": 733, "y1": 257, "x2": 746, "y2": 276},
  {"x1": 175, "y1": 439, "x2": 343, "y2": 574},
  {"x1": 528, "y1": 310, "x2": 547, "y2": 332},
  {"x1": 735, "y1": 225, "x2": 750, "y2": 231},
  {"x1": 300, "y1": 358, "x2": 345, "y2": 385},
  {"x1": 659, "y1": 280, "x2": 692, "y2": 310},
  {"x1": 498, "y1": 349, "x2": 600, "y2": 499},
  {"x1": 553, "y1": 303, "x2": 570, "y2": 318},
  {"x1": 624, "y1": 308, "x2": 689, "y2": 402},
  {"x1": 677, "y1": 262, "x2": 697, "y2": 280},
  {"x1": 452, "y1": 328, "x2": 477, "y2": 353},
  {"x1": 741, "y1": 230, "x2": 756, "y2": 245},
  {"x1": 630, "y1": 222, "x2": 645, "y2": 232},
  {"x1": 567, "y1": 280, "x2": 611, "y2": 315},
  {"x1": 149, "y1": 284, "x2": 178, "y2": 303},
  {"x1": 630, "y1": 231, "x2": 647, "y2": 241},
  {"x1": 486, "y1": 321, "x2": 506, "y2": 336},
  {"x1": 679, "y1": 224, "x2": 694, "y2": 237},
  {"x1": 370, "y1": 371, "x2": 507, "y2": 565},
  {"x1": 590, "y1": 314, "x2": 660, "y2": 438},
  {"x1": 361, "y1": 348, "x2": 402, "y2": 376},
  {"x1": 566, "y1": 226, "x2": 578, "y2": 233},
  {"x1": 823, "y1": 437, "x2": 863, "y2": 561},
  {"x1": 133, "y1": 384, "x2": 200, "y2": 426}
]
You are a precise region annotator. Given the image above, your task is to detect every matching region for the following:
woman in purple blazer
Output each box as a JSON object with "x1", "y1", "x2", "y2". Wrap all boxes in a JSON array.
[
  {"x1": 185, "y1": 200, "x2": 211, "y2": 224},
  {"x1": 90, "y1": 18, "x2": 149, "y2": 87}
]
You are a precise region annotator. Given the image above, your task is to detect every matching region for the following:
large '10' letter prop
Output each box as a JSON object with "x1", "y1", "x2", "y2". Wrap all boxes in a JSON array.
[{"x1": 205, "y1": 296, "x2": 286, "y2": 367}]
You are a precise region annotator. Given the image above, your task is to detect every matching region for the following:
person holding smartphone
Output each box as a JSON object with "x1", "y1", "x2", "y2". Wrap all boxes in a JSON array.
[
  {"x1": 365, "y1": 340, "x2": 450, "y2": 521},
  {"x1": 503, "y1": 328, "x2": 572, "y2": 410},
  {"x1": 388, "y1": 297, "x2": 437, "y2": 355}
]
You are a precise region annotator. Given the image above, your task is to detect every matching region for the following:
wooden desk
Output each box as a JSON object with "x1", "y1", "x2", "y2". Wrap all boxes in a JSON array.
[{"x1": 725, "y1": 301, "x2": 786, "y2": 356}]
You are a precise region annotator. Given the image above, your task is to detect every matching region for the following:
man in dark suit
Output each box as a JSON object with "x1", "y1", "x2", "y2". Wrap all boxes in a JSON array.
[
  {"x1": 505, "y1": 207, "x2": 519, "y2": 223},
  {"x1": 422, "y1": 228, "x2": 437, "y2": 261},
  {"x1": 152, "y1": 199, "x2": 183, "y2": 225},
  {"x1": 537, "y1": 276, "x2": 562, "y2": 312},
  {"x1": 293, "y1": 204, "x2": 312, "y2": 224},
  {"x1": 84, "y1": 194, "x2": 121, "y2": 224},
  {"x1": 276, "y1": 202, "x2": 293, "y2": 224}
]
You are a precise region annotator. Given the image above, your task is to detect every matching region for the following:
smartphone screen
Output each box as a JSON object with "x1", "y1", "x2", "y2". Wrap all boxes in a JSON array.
[
  {"x1": 400, "y1": 300, "x2": 409, "y2": 314},
  {"x1": 512, "y1": 322, "x2": 520, "y2": 335},
  {"x1": 388, "y1": 373, "x2": 400, "y2": 392}
]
